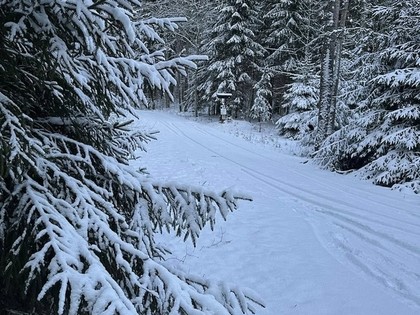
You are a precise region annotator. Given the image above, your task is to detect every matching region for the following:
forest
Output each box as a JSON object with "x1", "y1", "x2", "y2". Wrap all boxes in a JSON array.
[
  {"x1": 0, "y1": 0, "x2": 418, "y2": 314},
  {"x1": 143, "y1": 0, "x2": 420, "y2": 194}
]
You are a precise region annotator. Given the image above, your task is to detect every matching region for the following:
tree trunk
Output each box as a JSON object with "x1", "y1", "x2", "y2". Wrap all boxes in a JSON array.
[
  {"x1": 177, "y1": 73, "x2": 182, "y2": 112},
  {"x1": 315, "y1": 0, "x2": 349, "y2": 150},
  {"x1": 327, "y1": 0, "x2": 349, "y2": 135},
  {"x1": 315, "y1": 42, "x2": 333, "y2": 150},
  {"x1": 194, "y1": 69, "x2": 199, "y2": 117}
]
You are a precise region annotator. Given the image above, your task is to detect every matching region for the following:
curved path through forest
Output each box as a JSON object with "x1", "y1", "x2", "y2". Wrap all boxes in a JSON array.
[{"x1": 134, "y1": 110, "x2": 420, "y2": 315}]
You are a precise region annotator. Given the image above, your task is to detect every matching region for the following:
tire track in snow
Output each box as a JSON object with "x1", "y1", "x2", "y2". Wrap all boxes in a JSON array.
[
  {"x1": 160, "y1": 120, "x2": 181, "y2": 136},
  {"x1": 168, "y1": 121, "x2": 420, "y2": 239},
  {"x1": 168, "y1": 121, "x2": 420, "y2": 233},
  {"x1": 191, "y1": 123, "x2": 420, "y2": 219},
  {"x1": 191, "y1": 124, "x2": 283, "y2": 162},
  {"x1": 335, "y1": 221, "x2": 420, "y2": 282},
  {"x1": 239, "y1": 168, "x2": 420, "y2": 308},
  {"x1": 166, "y1": 119, "x2": 420, "y2": 308},
  {"x1": 242, "y1": 167, "x2": 420, "y2": 232},
  {"x1": 241, "y1": 167, "x2": 420, "y2": 238},
  {"x1": 317, "y1": 209, "x2": 420, "y2": 244},
  {"x1": 331, "y1": 235, "x2": 420, "y2": 307}
]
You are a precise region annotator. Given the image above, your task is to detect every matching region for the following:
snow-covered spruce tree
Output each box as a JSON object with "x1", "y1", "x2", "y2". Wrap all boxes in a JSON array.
[
  {"x1": 261, "y1": 0, "x2": 320, "y2": 114},
  {"x1": 263, "y1": 1, "x2": 318, "y2": 140},
  {"x1": 263, "y1": 0, "x2": 314, "y2": 73},
  {"x1": 315, "y1": 0, "x2": 420, "y2": 193},
  {"x1": 0, "y1": 1, "x2": 263, "y2": 314},
  {"x1": 199, "y1": 0, "x2": 265, "y2": 118},
  {"x1": 250, "y1": 69, "x2": 273, "y2": 130},
  {"x1": 276, "y1": 55, "x2": 319, "y2": 141}
]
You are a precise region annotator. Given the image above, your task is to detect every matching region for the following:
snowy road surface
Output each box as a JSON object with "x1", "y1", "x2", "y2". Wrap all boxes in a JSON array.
[{"x1": 133, "y1": 110, "x2": 420, "y2": 315}]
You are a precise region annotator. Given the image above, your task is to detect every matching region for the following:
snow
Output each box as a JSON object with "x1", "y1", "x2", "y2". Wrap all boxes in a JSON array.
[{"x1": 133, "y1": 110, "x2": 420, "y2": 315}]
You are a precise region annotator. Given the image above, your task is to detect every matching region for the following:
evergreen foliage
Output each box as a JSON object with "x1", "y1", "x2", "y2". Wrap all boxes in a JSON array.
[
  {"x1": 276, "y1": 58, "x2": 319, "y2": 141},
  {"x1": 199, "y1": 0, "x2": 266, "y2": 118},
  {"x1": 261, "y1": 0, "x2": 320, "y2": 113},
  {"x1": 315, "y1": 0, "x2": 420, "y2": 193},
  {"x1": 0, "y1": 1, "x2": 263, "y2": 313},
  {"x1": 250, "y1": 69, "x2": 273, "y2": 125},
  {"x1": 141, "y1": 0, "x2": 217, "y2": 114},
  {"x1": 266, "y1": 1, "x2": 322, "y2": 144},
  {"x1": 263, "y1": 0, "x2": 312, "y2": 71}
]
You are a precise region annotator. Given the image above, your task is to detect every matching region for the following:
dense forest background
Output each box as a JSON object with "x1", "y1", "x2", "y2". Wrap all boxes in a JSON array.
[{"x1": 142, "y1": 0, "x2": 420, "y2": 193}]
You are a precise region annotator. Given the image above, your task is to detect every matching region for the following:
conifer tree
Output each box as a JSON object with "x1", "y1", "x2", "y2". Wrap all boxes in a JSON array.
[
  {"x1": 250, "y1": 69, "x2": 273, "y2": 129},
  {"x1": 276, "y1": 57, "x2": 319, "y2": 141},
  {"x1": 0, "y1": 1, "x2": 263, "y2": 313},
  {"x1": 199, "y1": 0, "x2": 265, "y2": 118},
  {"x1": 263, "y1": 0, "x2": 311, "y2": 72},
  {"x1": 262, "y1": 0, "x2": 320, "y2": 113},
  {"x1": 315, "y1": 0, "x2": 420, "y2": 193}
]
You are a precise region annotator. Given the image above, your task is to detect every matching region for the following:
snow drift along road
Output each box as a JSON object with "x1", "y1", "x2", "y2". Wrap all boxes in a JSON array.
[{"x1": 133, "y1": 110, "x2": 420, "y2": 315}]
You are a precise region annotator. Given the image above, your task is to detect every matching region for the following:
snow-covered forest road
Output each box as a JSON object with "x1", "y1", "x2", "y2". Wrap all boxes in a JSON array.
[{"x1": 134, "y1": 110, "x2": 420, "y2": 315}]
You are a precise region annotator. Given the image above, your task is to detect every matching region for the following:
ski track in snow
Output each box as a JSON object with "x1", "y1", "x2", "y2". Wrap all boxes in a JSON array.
[
  {"x1": 135, "y1": 111, "x2": 420, "y2": 314},
  {"x1": 192, "y1": 123, "x2": 420, "y2": 220}
]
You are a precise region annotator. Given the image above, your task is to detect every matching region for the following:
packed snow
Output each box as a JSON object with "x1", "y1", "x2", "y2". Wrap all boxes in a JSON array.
[{"x1": 133, "y1": 109, "x2": 420, "y2": 315}]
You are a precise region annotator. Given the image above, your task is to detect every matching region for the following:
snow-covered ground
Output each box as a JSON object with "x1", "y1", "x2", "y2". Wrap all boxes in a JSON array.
[{"x1": 133, "y1": 110, "x2": 420, "y2": 315}]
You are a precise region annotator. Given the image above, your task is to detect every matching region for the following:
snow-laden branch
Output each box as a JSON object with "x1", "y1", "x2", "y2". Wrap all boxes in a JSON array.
[
  {"x1": 2, "y1": 116, "x2": 258, "y2": 314},
  {"x1": 0, "y1": 1, "x2": 263, "y2": 313}
]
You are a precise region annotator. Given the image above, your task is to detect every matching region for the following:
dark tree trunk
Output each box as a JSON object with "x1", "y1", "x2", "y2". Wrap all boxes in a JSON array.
[{"x1": 315, "y1": 0, "x2": 349, "y2": 150}]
